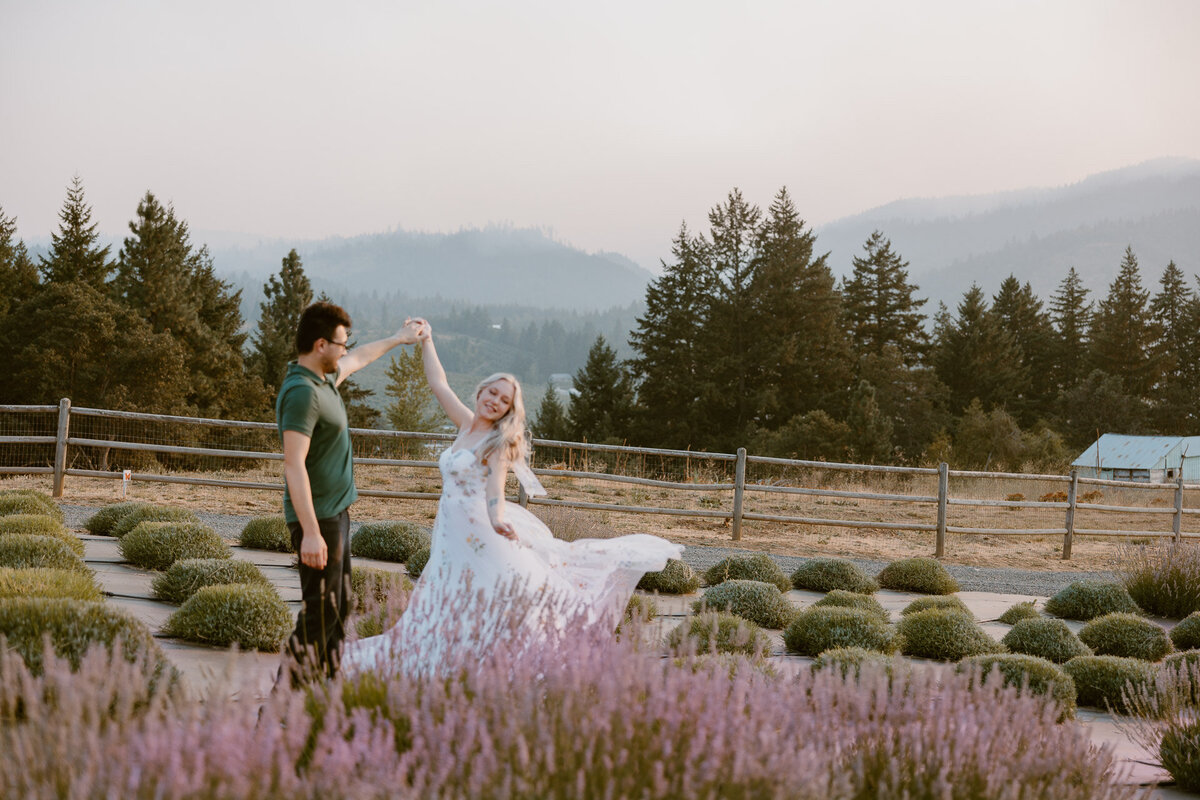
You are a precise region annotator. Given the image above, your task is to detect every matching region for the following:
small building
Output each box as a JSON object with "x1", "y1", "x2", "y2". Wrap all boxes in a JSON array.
[{"x1": 1072, "y1": 434, "x2": 1200, "y2": 483}]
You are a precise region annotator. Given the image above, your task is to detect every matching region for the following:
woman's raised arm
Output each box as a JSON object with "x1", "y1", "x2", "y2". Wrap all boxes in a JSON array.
[{"x1": 415, "y1": 321, "x2": 473, "y2": 429}]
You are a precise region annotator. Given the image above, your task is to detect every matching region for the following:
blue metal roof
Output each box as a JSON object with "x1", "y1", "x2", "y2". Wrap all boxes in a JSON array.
[{"x1": 1072, "y1": 434, "x2": 1194, "y2": 469}]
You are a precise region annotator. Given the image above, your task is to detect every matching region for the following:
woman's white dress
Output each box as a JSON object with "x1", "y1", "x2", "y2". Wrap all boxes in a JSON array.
[{"x1": 341, "y1": 443, "x2": 684, "y2": 674}]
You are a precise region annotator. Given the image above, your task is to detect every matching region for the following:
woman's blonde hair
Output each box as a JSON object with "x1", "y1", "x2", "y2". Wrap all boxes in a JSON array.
[{"x1": 474, "y1": 373, "x2": 530, "y2": 468}]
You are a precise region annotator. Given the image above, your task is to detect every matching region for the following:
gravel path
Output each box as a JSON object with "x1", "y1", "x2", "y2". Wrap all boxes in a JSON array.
[{"x1": 63, "y1": 504, "x2": 1116, "y2": 598}]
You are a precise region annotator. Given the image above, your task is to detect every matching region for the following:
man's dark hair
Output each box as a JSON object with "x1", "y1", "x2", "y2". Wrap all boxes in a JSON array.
[{"x1": 296, "y1": 302, "x2": 352, "y2": 354}]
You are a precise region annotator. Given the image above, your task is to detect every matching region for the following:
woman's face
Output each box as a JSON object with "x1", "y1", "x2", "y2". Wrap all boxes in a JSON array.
[{"x1": 476, "y1": 379, "x2": 515, "y2": 423}]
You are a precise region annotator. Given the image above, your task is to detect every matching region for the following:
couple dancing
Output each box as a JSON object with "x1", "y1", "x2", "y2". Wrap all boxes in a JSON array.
[{"x1": 276, "y1": 301, "x2": 681, "y2": 682}]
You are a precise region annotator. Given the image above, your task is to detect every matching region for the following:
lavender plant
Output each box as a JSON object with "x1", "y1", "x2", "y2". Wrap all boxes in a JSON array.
[
  {"x1": 812, "y1": 589, "x2": 889, "y2": 620},
  {"x1": 998, "y1": 601, "x2": 1040, "y2": 624},
  {"x1": 1078, "y1": 613, "x2": 1172, "y2": 661},
  {"x1": 119, "y1": 521, "x2": 232, "y2": 571},
  {"x1": 637, "y1": 558, "x2": 701, "y2": 594},
  {"x1": 1117, "y1": 541, "x2": 1200, "y2": 619},
  {"x1": 351, "y1": 522, "x2": 431, "y2": 563},
  {"x1": 790, "y1": 558, "x2": 877, "y2": 594},
  {"x1": 692, "y1": 580, "x2": 795, "y2": 629},
  {"x1": 109, "y1": 505, "x2": 198, "y2": 539},
  {"x1": 0, "y1": 534, "x2": 88, "y2": 572},
  {"x1": 84, "y1": 501, "x2": 152, "y2": 535},
  {"x1": 0, "y1": 491, "x2": 64, "y2": 522},
  {"x1": 0, "y1": 567, "x2": 102, "y2": 602},
  {"x1": 876, "y1": 557, "x2": 959, "y2": 594},
  {"x1": 702, "y1": 554, "x2": 791, "y2": 592},
  {"x1": 1001, "y1": 617, "x2": 1092, "y2": 663},
  {"x1": 239, "y1": 515, "x2": 294, "y2": 552}
]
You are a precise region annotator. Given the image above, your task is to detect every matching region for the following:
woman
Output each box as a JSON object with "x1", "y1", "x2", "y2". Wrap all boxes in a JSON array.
[{"x1": 341, "y1": 320, "x2": 683, "y2": 674}]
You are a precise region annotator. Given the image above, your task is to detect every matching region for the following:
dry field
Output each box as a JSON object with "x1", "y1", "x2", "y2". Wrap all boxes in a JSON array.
[{"x1": 10, "y1": 450, "x2": 1200, "y2": 574}]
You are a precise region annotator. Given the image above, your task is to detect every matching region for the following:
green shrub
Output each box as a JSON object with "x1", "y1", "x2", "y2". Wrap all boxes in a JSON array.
[
  {"x1": 813, "y1": 589, "x2": 889, "y2": 620},
  {"x1": 152, "y1": 558, "x2": 271, "y2": 604},
  {"x1": 671, "y1": 653, "x2": 779, "y2": 679},
  {"x1": 1063, "y1": 655, "x2": 1155, "y2": 712},
  {"x1": 876, "y1": 557, "x2": 959, "y2": 595},
  {"x1": 406, "y1": 545, "x2": 430, "y2": 578},
  {"x1": 239, "y1": 516, "x2": 293, "y2": 552},
  {"x1": 0, "y1": 596, "x2": 162, "y2": 673},
  {"x1": 624, "y1": 594, "x2": 659, "y2": 623},
  {"x1": 1170, "y1": 612, "x2": 1200, "y2": 651},
  {"x1": 1117, "y1": 541, "x2": 1200, "y2": 619},
  {"x1": 665, "y1": 611, "x2": 770, "y2": 656},
  {"x1": 702, "y1": 554, "x2": 791, "y2": 593},
  {"x1": 0, "y1": 567, "x2": 102, "y2": 601},
  {"x1": 810, "y1": 646, "x2": 897, "y2": 680},
  {"x1": 1161, "y1": 719, "x2": 1200, "y2": 793},
  {"x1": 1043, "y1": 580, "x2": 1139, "y2": 621},
  {"x1": 692, "y1": 580, "x2": 795, "y2": 629},
  {"x1": 1078, "y1": 612, "x2": 1172, "y2": 661},
  {"x1": 790, "y1": 558, "x2": 878, "y2": 594},
  {"x1": 0, "y1": 492, "x2": 64, "y2": 522},
  {"x1": 959, "y1": 654, "x2": 1077, "y2": 720},
  {"x1": 998, "y1": 601, "x2": 1041, "y2": 625},
  {"x1": 120, "y1": 521, "x2": 231, "y2": 571},
  {"x1": 349, "y1": 566, "x2": 412, "y2": 613},
  {"x1": 0, "y1": 535, "x2": 88, "y2": 572},
  {"x1": 84, "y1": 502, "x2": 152, "y2": 536},
  {"x1": 1001, "y1": 617, "x2": 1092, "y2": 664},
  {"x1": 1162, "y1": 650, "x2": 1200, "y2": 675},
  {"x1": 0, "y1": 514, "x2": 84, "y2": 556},
  {"x1": 351, "y1": 522, "x2": 431, "y2": 563},
  {"x1": 897, "y1": 608, "x2": 1003, "y2": 661},
  {"x1": 162, "y1": 584, "x2": 293, "y2": 651},
  {"x1": 901, "y1": 595, "x2": 971, "y2": 618},
  {"x1": 783, "y1": 607, "x2": 897, "y2": 656},
  {"x1": 637, "y1": 558, "x2": 701, "y2": 594},
  {"x1": 110, "y1": 505, "x2": 198, "y2": 539}
]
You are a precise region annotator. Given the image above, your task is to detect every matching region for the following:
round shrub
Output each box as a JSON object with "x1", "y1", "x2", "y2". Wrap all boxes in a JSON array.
[
  {"x1": 162, "y1": 584, "x2": 292, "y2": 651},
  {"x1": 406, "y1": 545, "x2": 430, "y2": 578},
  {"x1": 998, "y1": 601, "x2": 1041, "y2": 625},
  {"x1": 1078, "y1": 612, "x2": 1172, "y2": 661},
  {"x1": 624, "y1": 594, "x2": 659, "y2": 623},
  {"x1": 637, "y1": 558, "x2": 701, "y2": 594},
  {"x1": 1162, "y1": 650, "x2": 1200, "y2": 675},
  {"x1": 0, "y1": 492, "x2": 64, "y2": 522},
  {"x1": 1170, "y1": 612, "x2": 1200, "y2": 651},
  {"x1": 1063, "y1": 655, "x2": 1156, "y2": 713},
  {"x1": 790, "y1": 558, "x2": 878, "y2": 594},
  {"x1": 1043, "y1": 580, "x2": 1139, "y2": 621},
  {"x1": 119, "y1": 521, "x2": 231, "y2": 571},
  {"x1": 151, "y1": 558, "x2": 271, "y2": 604},
  {"x1": 813, "y1": 589, "x2": 889, "y2": 620},
  {"x1": 0, "y1": 567, "x2": 102, "y2": 601},
  {"x1": 110, "y1": 505, "x2": 198, "y2": 539},
  {"x1": 0, "y1": 513, "x2": 84, "y2": 556},
  {"x1": 901, "y1": 595, "x2": 972, "y2": 618},
  {"x1": 349, "y1": 566, "x2": 412, "y2": 613},
  {"x1": 665, "y1": 611, "x2": 770, "y2": 657},
  {"x1": 0, "y1": 535, "x2": 88, "y2": 572},
  {"x1": 897, "y1": 608, "x2": 1003, "y2": 661},
  {"x1": 84, "y1": 501, "x2": 152, "y2": 536},
  {"x1": 1001, "y1": 617, "x2": 1092, "y2": 664},
  {"x1": 351, "y1": 522, "x2": 431, "y2": 563},
  {"x1": 702, "y1": 554, "x2": 791, "y2": 593},
  {"x1": 0, "y1": 596, "x2": 162, "y2": 673},
  {"x1": 239, "y1": 516, "x2": 293, "y2": 552},
  {"x1": 692, "y1": 580, "x2": 795, "y2": 629},
  {"x1": 876, "y1": 557, "x2": 959, "y2": 595},
  {"x1": 811, "y1": 646, "x2": 897, "y2": 680},
  {"x1": 959, "y1": 654, "x2": 1077, "y2": 720},
  {"x1": 1161, "y1": 719, "x2": 1200, "y2": 793},
  {"x1": 783, "y1": 606, "x2": 897, "y2": 656}
]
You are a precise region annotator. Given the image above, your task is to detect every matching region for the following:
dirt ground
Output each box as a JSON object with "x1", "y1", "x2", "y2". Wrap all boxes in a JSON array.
[{"x1": 11, "y1": 453, "x2": 1200, "y2": 574}]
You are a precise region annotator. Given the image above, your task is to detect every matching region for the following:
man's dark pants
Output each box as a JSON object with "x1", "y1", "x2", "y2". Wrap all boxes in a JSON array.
[{"x1": 286, "y1": 510, "x2": 351, "y2": 682}]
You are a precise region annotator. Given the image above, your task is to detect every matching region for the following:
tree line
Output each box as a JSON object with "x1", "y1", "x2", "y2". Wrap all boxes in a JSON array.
[{"x1": 534, "y1": 187, "x2": 1199, "y2": 470}]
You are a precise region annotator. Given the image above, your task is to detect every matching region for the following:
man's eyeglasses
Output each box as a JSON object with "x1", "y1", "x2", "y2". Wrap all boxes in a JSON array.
[{"x1": 325, "y1": 337, "x2": 355, "y2": 351}]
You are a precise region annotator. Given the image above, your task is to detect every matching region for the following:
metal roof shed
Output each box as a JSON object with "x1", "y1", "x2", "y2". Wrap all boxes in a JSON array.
[{"x1": 1071, "y1": 434, "x2": 1200, "y2": 483}]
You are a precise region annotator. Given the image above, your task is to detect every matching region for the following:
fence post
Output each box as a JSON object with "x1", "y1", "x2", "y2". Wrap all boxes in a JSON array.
[
  {"x1": 935, "y1": 462, "x2": 948, "y2": 558},
  {"x1": 518, "y1": 483, "x2": 529, "y2": 508},
  {"x1": 52, "y1": 397, "x2": 71, "y2": 498},
  {"x1": 731, "y1": 447, "x2": 746, "y2": 541},
  {"x1": 1174, "y1": 467, "x2": 1184, "y2": 545},
  {"x1": 1063, "y1": 469, "x2": 1078, "y2": 560}
]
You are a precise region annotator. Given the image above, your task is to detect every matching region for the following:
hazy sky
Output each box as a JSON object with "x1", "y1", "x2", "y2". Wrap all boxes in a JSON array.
[{"x1": 2, "y1": 0, "x2": 1198, "y2": 270}]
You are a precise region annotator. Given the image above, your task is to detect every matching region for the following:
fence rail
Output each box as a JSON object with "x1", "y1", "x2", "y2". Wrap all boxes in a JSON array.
[{"x1": 4, "y1": 398, "x2": 1200, "y2": 560}]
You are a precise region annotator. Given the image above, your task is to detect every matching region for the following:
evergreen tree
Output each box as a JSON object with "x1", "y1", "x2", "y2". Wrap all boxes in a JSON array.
[
  {"x1": 38, "y1": 176, "x2": 112, "y2": 287},
  {"x1": 1048, "y1": 266, "x2": 1093, "y2": 394},
  {"x1": 531, "y1": 384, "x2": 571, "y2": 440},
  {"x1": 842, "y1": 231, "x2": 928, "y2": 366},
  {"x1": 568, "y1": 336, "x2": 635, "y2": 444},
  {"x1": 845, "y1": 380, "x2": 893, "y2": 463},
  {"x1": 1059, "y1": 369, "x2": 1145, "y2": 448},
  {"x1": 383, "y1": 347, "x2": 444, "y2": 433},
  {"x1": 0, "y1": 207, "x2": 39, "y2": 317},
  {"x1": 628, "y1": 223, "x2": 711, "y2": 448},
  {"x1": 953, "y1": 399, "x2": 1025, "y2": 470},
  {"x1": 991, "y1": 275, "x2": 1057, "y2": 425},
  {"x1": 314, "y1": 291, "x2": 379, "y2": 427},
  {"x1": 250, "y1": 249, "x2": 313, "y2": 396},
  {"x1": 1148, "y1": 261, "x2": 1199, "y2": 433},
  {"x1": 751, "y1": 409, "x2": 849, "y2": 461},
  {"x1": 930, "y1": 286, "x2": 1028, "y2": 414},
  {"x1": 749, "y1": 188, "x2": 852, "y2": 430},
  {"x1": 856, "y1": 344, "x2": 949, "y2": 462},
  {"x1": 1089, "y1": 247, "x2": 1160, "y2": 398}
]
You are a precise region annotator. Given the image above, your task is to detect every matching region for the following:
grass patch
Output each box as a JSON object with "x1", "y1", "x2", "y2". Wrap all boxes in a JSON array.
[
  {"x1": 637, "y1": 559, "x2": 701, "y2": 594},
  {"x1": 0, "y1": 567, "x2": 102, "y2": 601},
  {"x1": 161, "y1": 584, "x2": 292, "y2": 651},
  {"x1": 351, "y1": 522, "x2": 431, "y2": 563},
  {"x1": 1000, "y1": 617, "x2": 1091, "y2": 663},
  {"x1": 151, "y1": 558, "x2": 271, "y2": 604},
  {"x1": 1044, "y1": 581, "x2": 1139, "y2": 621},
  {"x1": 120, "y1": 522, "x2": 231, "y2": 571},
  {"x1": 239, "y1": 516, "x2": 293, "y2": 553},
  {"x1": 1077, "y1": 612, "x2": 1172, "y2": 661},
  {"x1": 0, "y1": 535, "x2": 88, "y2": 572},
  {"x1": 702, "y1": 554, "x2": 791, "y2": 593},
  {"x1": 876, "y1": 557, "x2": 959, "y2": 595},
  {"x1": 897, "y1": 607, "x2": 1003, "y2": 661},
  {"x1": 692, "y1": 580, "x2": 795, "y2": 629},
  {"x1": 790, "y1": 558, "x2": 878, "y2": 594},
  {"x1": 783, "y1": 606, "x2": 898, "y2": 656},
  {"x1": 0, "y1": 514, "x2": 83, "y2": 556}
]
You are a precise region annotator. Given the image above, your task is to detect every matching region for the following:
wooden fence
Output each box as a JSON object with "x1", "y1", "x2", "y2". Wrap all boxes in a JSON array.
[{"x1": 3, "y1": 398, "x2": 1200, "y2": 560}]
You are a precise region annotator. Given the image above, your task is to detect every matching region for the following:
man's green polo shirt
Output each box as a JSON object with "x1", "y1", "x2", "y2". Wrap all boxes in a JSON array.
[{"x1": 276, "y1": 361, "x2": 357, "y2": 523}]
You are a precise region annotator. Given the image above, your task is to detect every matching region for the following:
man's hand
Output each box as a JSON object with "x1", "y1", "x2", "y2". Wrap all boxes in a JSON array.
[
  {"x1": 394, "y1": 317, "x2": 426, "y2": 345},
  {"x1": 300, "y1": 529, "x2": 328, "y2": 569}
]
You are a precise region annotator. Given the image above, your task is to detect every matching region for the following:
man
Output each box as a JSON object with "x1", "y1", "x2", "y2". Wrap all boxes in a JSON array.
[{"x1": 276, "y1": 300, "x2": 424, "y2": 681}]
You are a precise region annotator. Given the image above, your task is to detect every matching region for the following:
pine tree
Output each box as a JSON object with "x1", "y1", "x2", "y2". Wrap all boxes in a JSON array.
[
  {"x1": 1089, "y1": 247, "x2": 1160, "y2": 398},
  {"x1": 250, "y1": 249, "x2": 313, "y2": 396},
  {"x1": 38, "y1": 176, "x2": 112, "y2": 287},
  {"x1": 1048, "y1": 266, "x2": 1093, "y2": 394},
  {"x1": 0, "y1": 206, "x2": 39, "y2": 317},
  {"x1": 1148, "y1": 261, "x2": 1199, "y2": 433},
  {"x1": 930, "y1": 286, "x2": 1028, "y2": 414},
  {"x1": 842, "y1": 231, "x2": 928, "y2": 366},
  {"x1": 568, "y1": 336, "x2": 635, "y2": 444},
  {"x1": 991, "y1": 276, "x2": 1057, "y2": 425},
  {"x1": 531, "y1": 383, "x2": 571, "y2": 440},
  {"x1": 1059, "y1": 369, "x2": 1145, "y2": 448},
  {"x1": 856, "y1": 344, "x2": 950, "y2": 462},
  {"x1": 953, "y1": 399, "x2": 1025, "y2": 470},
  {"x1": 384, "y1": 348, "x2": 444, "y2": 433},
  {"x1": 845, "y1": 380, "x2": 893, "y2": 463}
]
